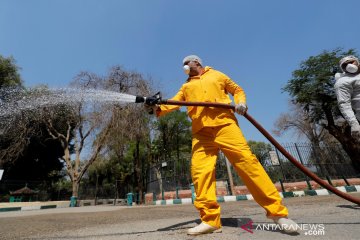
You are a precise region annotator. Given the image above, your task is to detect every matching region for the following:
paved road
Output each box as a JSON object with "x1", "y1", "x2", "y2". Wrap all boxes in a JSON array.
[{"x1": 0, "y1": 193, "x2": 359, "y2": 240}]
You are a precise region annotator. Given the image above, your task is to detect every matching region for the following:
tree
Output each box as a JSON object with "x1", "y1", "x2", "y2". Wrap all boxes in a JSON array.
[
  {"x1": 273, "y1": 102, "x2": 335, "y2": 144},
  {"x1": 3, "y1": 125, "x2": 65, "y2": 189},
  {"x1": 85, "y1": 158, "x2": 114, "y2": 202},
  {"x1": 273, "y1": 101, "x2": 344, "y2": 176},
  {"x1": 0, "y1": 55, "x2": 23, "y2": 88},
  {"x1": 153, "y1": 110, "x2": 191, "y2": 164},
  {"x1": 99, "y1": 66, "x2": 154, "y2": 203},
  {"x1": 282, "y1": 48, "x2": 360, "y2": 171},
  {"x1": 70, "y1": 66, "x2": 154, "y2": 203},
  {"x1": 0, "y1": 54, "x2": 24, "y2": 169},
  {"x1": 43, "y1": 92, "x2": 114, "y2": 202},
  {"x1": 0, "y1": 58, "x2": 64, "y2": 192},
  {"x1": 248, "y1": 140, "x2": 272, "y2": 165},
  {"x1": 0, "y1": 87, "x2": 69, "y2": 184},
  {"x1": 150, "y1": 110, "x2": 192, "y2": 193}
]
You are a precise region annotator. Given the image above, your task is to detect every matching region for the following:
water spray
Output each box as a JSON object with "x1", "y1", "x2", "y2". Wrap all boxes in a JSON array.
[
  {"x1": 137, "y1": 93, "x2": 360, "y2": 205},
  {"x1": 0, "y1": 88, "x2": 141, "y2": 118}
]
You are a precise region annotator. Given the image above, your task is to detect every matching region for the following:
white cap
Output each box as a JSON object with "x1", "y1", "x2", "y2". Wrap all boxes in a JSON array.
[
  {"x1": 339, "y1": 55, "x2": 359, "y2": 72},
  {"x1": 182, "y1": 55, "x2": 203, "y2": 66}
]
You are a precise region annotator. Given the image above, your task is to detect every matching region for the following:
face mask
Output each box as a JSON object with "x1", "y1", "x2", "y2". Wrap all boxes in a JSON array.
[
  {"x1": 346, "y1": 64, "x2": 358, "y2": 74},
  {"x1": 183, "y1": 65, "x2": 190, "y2": 75}
]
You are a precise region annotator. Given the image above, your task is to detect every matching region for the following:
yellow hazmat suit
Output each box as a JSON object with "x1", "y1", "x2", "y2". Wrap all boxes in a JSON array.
[{"x1": 157, "y1": 66, "x2": 288, "y2": 228}]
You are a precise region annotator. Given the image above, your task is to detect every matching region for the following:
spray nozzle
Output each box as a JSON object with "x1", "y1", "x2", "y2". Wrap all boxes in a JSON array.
[{"x1": 135, "y1": 92, "x2": 162, "y2": 105}]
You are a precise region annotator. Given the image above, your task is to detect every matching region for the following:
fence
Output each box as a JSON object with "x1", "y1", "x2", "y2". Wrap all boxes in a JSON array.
[
  {"x1": 0, "y1": 179, "x2": 71, "y2": 202},
  {"x1": 262, "y1": 143, "x2": 358, "y2": 182},
  {"x1": 0, "y1": 179, "x2": 124, "y2": 203},
  {"x1": 1, "y1": 143, "x2": 358, "y2": 202},
  {"x1": 146, "y1": 142, "x2": 360, "y2": 194},
  {"x1": 77, "y1": 180, "x2": 129, "y2": 202}
]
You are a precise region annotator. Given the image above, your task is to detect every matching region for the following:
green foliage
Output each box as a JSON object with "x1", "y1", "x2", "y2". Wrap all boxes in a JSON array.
[
  {"x1": 248, "y1": 140, "x2": 272, "y2": 165},
  {"x1": 152, "y1": 110, "x2": 192, "y2": 162},
  {"x1": 265, "y1": 162, "x2": 305, "y2": 183},
  {"x1": 51, "y1": 178, "x2": 72, "y2": 200},
  {"x1": 0, "y1": 55, "x2": 23, "y2": 88},
  {"x1": 83, "y1": 156, "x2": 133, "y2": 198}
]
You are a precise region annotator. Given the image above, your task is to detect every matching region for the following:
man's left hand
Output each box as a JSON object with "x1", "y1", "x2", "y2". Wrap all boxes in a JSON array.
[{"x1": 144, "y1": 104, "x2": 159, "y2": 115}]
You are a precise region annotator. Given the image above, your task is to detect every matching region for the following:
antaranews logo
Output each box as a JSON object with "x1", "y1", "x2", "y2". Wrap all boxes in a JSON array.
[
  {"x1": 240, "y1": 220, "x2": 325, "y2": 235},
  {"x1": 240, "y1": 220, "x2": 254, "y2": 233}
]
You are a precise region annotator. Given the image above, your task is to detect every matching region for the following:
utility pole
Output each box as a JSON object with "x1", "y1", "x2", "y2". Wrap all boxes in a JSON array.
[{"x1": 223, "y1": 153, "x2": 235, "y2": 196}]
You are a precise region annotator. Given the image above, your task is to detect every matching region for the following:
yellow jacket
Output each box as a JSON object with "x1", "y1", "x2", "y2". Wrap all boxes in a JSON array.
[{"x1": 157, "y1": 66, "x2": 246, "y2": 133}]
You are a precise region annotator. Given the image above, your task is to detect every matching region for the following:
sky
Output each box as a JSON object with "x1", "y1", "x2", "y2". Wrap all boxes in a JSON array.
[{"x1": 1, "y1": 0, "x2": 360, "y2": 143}]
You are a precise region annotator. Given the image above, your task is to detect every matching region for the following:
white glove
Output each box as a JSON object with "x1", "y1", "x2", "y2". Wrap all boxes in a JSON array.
[
  {"x1": 235, "y1": 103, "x2": 247, "y2": 115},
  {"x1": 144, "y1": 104, "x2": 159, "y2": 115},
  {"x1": 350, "y1": 121, "x2": 360, "y2": 140}
]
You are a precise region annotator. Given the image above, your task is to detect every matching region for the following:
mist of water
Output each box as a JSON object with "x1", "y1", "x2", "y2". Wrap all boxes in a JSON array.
[{"x1": 0, "y1": 87, "x2": 138, "y2": 118}]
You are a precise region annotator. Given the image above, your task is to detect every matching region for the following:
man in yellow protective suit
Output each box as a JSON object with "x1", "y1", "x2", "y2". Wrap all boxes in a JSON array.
[{"x1": 146, "y1": 55, "x2": 297, "y2": 235}]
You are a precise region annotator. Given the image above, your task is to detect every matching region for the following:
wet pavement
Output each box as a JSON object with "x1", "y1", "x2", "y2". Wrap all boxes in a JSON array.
[{"x1": 0, "y1": 193, "x2": 359, "y2": 240}]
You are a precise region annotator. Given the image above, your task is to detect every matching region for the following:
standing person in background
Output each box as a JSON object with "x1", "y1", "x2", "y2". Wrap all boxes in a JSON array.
[
  {"x1": 334, "y1": 55, "x2": 360, "y2": 140},
  {"x1": 145, "y1": 55, "x2": 298, "y2": 235}
]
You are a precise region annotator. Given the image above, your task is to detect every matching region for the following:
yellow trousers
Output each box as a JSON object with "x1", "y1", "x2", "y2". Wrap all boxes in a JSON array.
[{"x1": 191, "y1": 123, "x2": 288, "y2": 228}]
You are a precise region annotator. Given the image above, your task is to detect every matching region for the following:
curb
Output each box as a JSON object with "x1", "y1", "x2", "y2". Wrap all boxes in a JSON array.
[
  {"x1": 0, "y1": 202, "x2": 69, "y2": 213},
  {"x1": 1, "y1": 185, "x2": 358, "y2": 211},
  {"x1": 151, "y1": 185, "x2": 360, "y2": 205}
]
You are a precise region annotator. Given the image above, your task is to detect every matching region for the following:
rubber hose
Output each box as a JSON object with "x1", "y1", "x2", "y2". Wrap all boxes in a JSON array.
[{"x1": 160, "y1": 99, "x2": 360, "y2": 205}]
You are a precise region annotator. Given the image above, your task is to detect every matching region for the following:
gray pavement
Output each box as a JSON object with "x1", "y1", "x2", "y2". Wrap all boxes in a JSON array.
[{"x1": 0, "y1": 193, "x2": 359, "y2": 240}]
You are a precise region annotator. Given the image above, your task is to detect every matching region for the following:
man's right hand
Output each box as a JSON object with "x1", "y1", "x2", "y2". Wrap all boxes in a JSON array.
[
  {"x1": 235, "y1": 103, "x2": 247, "y2": 115},
  {"x1": 350, "y1": 121, "x2": 360, "y2": 140}
]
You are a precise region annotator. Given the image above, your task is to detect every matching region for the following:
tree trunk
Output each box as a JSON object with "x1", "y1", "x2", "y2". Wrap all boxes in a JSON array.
[
  {"x1": 69, "y1": 179, "x2": 80, "y2": 207},
  {"x1": 339, "y1": 139, "x2": 360, "y2": 172},
  {"x1": 323, "y1": 105, "x2": 360, "y2": 172},
  {"x1": 72, "y1": 180, "x2": 80, "y2": 198},
  {"x1": 133, "y1": 139, "x2": 143, "y2": 204},
  {"x1": 154, "y1": 166, "x2": 163, "y2": 195},
  {"x1": 95, "y1": 174, "x2": 99, "y2": 205},
  {"x1": 311, "y1": 139, "x2": 338, "y2": 176},
  {"x1": 327, "y1": 125, "x2": 360, "y2": 172}
]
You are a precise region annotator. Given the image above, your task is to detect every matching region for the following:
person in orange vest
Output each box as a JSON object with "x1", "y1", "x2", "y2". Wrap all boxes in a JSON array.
[{"x1": 146, "y1": 55, "x2": 298, "y2": 235}]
